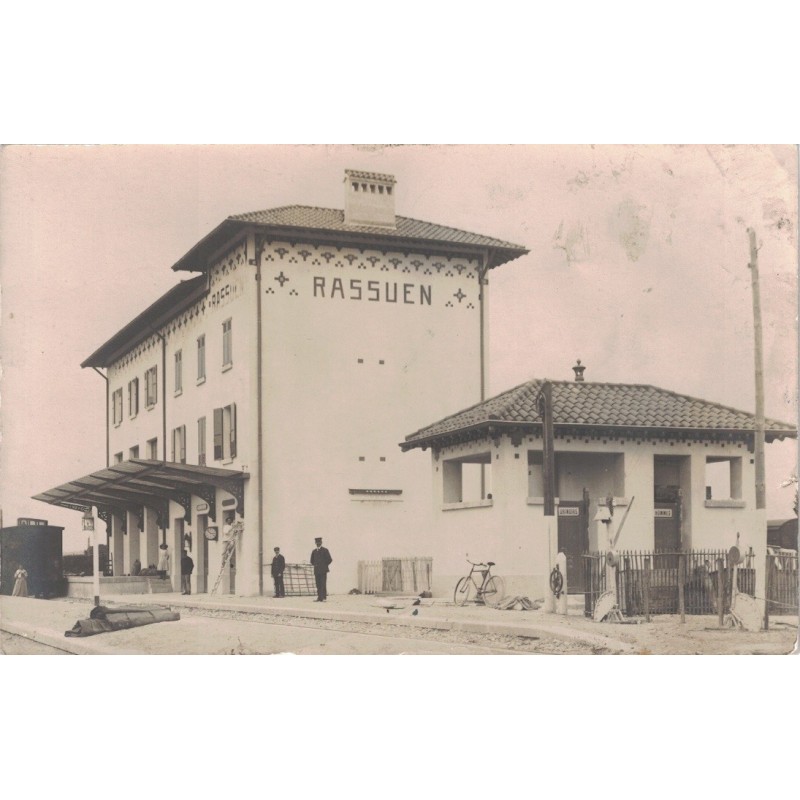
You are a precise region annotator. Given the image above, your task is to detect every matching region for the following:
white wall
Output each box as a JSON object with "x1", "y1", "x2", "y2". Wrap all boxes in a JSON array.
[
  {"x1": 258, "y1": 238, "x2": 484, "y2": 594},
  {"x1": 422, "y1": 431, "x2": 763, "y2": 599}
]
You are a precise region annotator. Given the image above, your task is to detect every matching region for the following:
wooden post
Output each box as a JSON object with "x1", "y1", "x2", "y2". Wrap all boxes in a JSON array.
[
  {"x1": 540, "y1": 382, "x2": 555, "y2": 517},
  {"x1": 678, "y1": 552, "x2": 686, "y2": 624},
  {"x1": 556, "y1": 551, "x2": 568, "y2": 615},
  {"x1": 763, "y1": 552, "x2": 770, "y2": 631},
  {"x1": 643, "y1": 556, "x2": 651, "y2": 622},
  {"x1": 747, "y1": 228, "x2": 767, "y2": 510},
  {"x1": 717, "y1": 558, "x2": 725, "y2": 627}
]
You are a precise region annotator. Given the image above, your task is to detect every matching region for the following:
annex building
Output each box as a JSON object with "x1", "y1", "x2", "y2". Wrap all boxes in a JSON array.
[
  {"x1": 34, "y1": 170, "x2": 528, "y2": 596},
  {"x1": 401, "y1": 364, "x2": 796, "y2": 598}
]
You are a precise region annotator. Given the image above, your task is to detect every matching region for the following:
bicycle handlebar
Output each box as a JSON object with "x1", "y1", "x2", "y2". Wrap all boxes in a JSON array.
[{"x1": 466, "y1": 558, "x2": 492, "y2": 567}]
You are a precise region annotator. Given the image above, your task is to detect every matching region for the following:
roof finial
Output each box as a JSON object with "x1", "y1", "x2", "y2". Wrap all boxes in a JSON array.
[{"x1": 572, "y1": 359, "x2": 586, "y2": 382}]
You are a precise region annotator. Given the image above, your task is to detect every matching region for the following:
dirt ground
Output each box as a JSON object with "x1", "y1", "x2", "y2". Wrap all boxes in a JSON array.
[
  {"x1": 1, "y1": 594, "x2": 797, "y2": 655},
  {"x1": 539, "y1": 610, "x2": 799, "y2": 655}
]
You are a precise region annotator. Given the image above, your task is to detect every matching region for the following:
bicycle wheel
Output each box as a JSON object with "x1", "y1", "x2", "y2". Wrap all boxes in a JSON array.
[
  {"x1": 482, "y1": 576, "x2": 505, "y2": 607},
  {"x1": 454, "y1": 577, "x2": 475, "y2": 606}
]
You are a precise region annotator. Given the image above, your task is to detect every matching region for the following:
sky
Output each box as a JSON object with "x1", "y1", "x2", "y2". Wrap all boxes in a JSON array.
[{"x1": 0, "y1": 144, "x2": 797, "y2": 551}]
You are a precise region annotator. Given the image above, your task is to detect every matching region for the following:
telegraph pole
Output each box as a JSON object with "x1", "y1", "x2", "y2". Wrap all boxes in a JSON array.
[{"x1": 747, "y1": 228, "x2": 766, "y2": 509}]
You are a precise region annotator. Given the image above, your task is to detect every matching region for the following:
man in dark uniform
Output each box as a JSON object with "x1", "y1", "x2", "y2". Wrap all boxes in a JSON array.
[
  {"x1": 310, "y1": 537, "x2": 332, "y2": 602},
  {"x1": 180, "y1": 550, "x2": 194, "y2": 595},
  {"x1": 271, "y1": 546, "x2": 286, "y2": 598}
]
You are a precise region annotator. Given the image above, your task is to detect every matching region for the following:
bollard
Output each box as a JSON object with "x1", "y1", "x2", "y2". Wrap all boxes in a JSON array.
[{"x1": 556, "y1": 551, "x2": 568, "y2": 615}]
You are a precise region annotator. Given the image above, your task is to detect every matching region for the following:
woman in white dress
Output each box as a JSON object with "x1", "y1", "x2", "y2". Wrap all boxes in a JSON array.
[
  {"x1": 12, "y1": 565, "x2": 29, "y2": 597},
  {"x1": 157, "y1": 544, "x2": 170, "y2": 576}
]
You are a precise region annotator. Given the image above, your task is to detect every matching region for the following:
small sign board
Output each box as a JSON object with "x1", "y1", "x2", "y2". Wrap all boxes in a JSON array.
[
  {"x1": 654, "y1": 509, "x2": 673, "y2": 518},
  {"x1": 558, "y1": 507, "x2": 580, "y2": 517},
  {"x1": 195, "y1": 503, "x2": 209, "y2": 514},
  {"x1": 17, "y1": 517, "x2": 48, "y2": 526}
]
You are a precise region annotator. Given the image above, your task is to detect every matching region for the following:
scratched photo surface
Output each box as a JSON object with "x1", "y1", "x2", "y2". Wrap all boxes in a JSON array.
[{"x1": 0, "y1": 144, "x2": 797, "y2": 657}]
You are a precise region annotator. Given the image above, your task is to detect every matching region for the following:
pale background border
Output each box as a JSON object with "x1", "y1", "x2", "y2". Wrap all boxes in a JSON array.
[{"x1": 1, "y1": 3, "x2": 797, "y2": 798}]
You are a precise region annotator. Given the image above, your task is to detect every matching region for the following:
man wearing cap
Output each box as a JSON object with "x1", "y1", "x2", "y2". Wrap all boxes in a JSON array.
[
  {"x1": 271, "y1": 547, "x2": 286, "y2": 598},
  {"x1": 310, "y1": 537, "x2": 332, "y2": 602},
  {"x1": 180, "y1": 550, "x2": 194, "y2": 595}
]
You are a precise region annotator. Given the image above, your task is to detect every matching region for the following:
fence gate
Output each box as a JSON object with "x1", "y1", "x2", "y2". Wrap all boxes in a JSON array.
[
  {"x1": 582, "y1": 549, "x2": 758, "y2": 618},
  {"x1": 358, "y1": 557, "x2": 432, "y2": 595},
  {"x1": 766, "y1": 549, "x2": 799, "y2": 616}
]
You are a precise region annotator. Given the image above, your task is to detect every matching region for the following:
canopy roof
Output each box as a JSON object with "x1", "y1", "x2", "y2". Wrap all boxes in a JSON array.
[{"x1": 33, "y1": 459, "x2": 248, "y2": 521}]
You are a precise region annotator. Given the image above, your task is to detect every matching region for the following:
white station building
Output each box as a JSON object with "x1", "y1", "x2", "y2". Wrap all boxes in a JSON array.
[{"x1": 34, "y1": 170, "x2": 529, "y2": 596}]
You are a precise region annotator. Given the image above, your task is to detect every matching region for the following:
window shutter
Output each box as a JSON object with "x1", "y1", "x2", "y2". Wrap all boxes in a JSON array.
[
  {"x1": 180, "y1": 425, "x2": 186, "y2": 463},
  {"x1": 230, "y1": 403, "x2": 237, "y2": 459},
  {"x1": 213, "y1": 408, "x2": 223, "y2": 460},
  {"x1": 171, "y1": 428, "x2": 176, "y2": 462}
]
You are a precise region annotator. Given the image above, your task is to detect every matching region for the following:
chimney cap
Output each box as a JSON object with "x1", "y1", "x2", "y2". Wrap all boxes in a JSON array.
[
  {"x1": 344, "y1": 169, "x2": 396, "y2": 184},
  {"x1": 572, "y1": 359, "x2": 586, "y2": 382}
]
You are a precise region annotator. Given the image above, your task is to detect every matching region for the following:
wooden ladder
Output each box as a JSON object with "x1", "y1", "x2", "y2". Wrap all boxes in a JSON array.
[{"x1": 210, "y1": 522, "x2": 242, "y2": 595}]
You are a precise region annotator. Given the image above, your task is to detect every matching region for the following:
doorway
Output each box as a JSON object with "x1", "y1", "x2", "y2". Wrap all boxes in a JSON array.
[{"x1": 557, "y1": 493, "x2": 589, "y2": 593}]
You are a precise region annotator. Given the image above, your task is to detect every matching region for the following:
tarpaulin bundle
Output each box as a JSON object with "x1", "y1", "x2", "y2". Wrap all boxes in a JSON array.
[
  {"x1": 65, "y1": 605, "x2": 180, "y2": 637},
  {"x1": 497, "y1": 596, "x2": 541, "y2": 611}
]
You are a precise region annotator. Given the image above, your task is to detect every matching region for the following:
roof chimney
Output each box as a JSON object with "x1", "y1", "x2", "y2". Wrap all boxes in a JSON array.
[
  {"x1": 344, "y1": 169, "x2": 397, "y2": 228},
  {"x1": 572, "y1": 359, "x2": 586, "y2": 382}
]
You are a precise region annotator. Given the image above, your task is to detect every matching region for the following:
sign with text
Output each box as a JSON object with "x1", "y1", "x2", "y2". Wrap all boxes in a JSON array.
[{"x1": 558, "y1": 507, "x2": 580, "y2": 517}]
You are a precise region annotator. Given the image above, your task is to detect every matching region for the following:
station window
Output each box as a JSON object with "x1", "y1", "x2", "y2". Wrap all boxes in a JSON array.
[
  {"x1": 145, "y1": 366, "x2": 158, "y2": 407},
  {"x1": 197, "y1": 335, "x2": 206, "y2": 382},
  {"x1": 222, "y1": 319, "x2": 232, "y2": 368},
  {"x1": 174, "y1": 349, "x2": 183, "y2": 394},
  {"x1": 171, "y1": 425, "x2": 186, "y2": 464},
  {"x1": 112, "y1": 388, "x2": 123, "y2": 426},
  {"x1": 128, "y1": 377, "x2": 139, "y2": 417},
  {"x1": 197, "y1": 416, "x2": 206, "y2": 466},
  {"x1": 705, "y1": 456, "x2": 743, "y2": 501},
  {"x1": 443, "y1": 452, "x2": 492, "y2": 504},
  {"x1": 129, "y1": 445, "x2": 139, "y2": 459},
  {"x1": 147, "y1": 438, "x2": 158, "y2": 459},
  {"x1": 114, "y1": 451, "x2": 123, "y2": 464},
  {"x1": 213, "y1": 403, "x2": 237, "y2": 461}
]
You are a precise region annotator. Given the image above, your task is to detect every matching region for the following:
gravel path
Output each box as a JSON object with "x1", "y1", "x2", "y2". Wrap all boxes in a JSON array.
[{"x1": 184, "y1": 606, "x2": 618, "y2": 654}]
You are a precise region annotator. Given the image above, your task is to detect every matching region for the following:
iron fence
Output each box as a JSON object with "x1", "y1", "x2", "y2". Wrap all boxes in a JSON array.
[
  {"x1": 766, "y1": 550, "x2": 798, "y2": 616},
  {"x1": 582, "y1": 549, "x2": 756, "y2": 618}
]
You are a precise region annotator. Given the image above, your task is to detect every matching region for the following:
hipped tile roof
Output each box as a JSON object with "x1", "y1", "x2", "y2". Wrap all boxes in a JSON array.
[
  {"x1": 172, "y1": 206, "x2": 528, "y2": 272},
  {"x1": 229, "y1": 206, "x2": 526, "y2": 252},
  {"x1": 401, "y1": 379, "x2": 797, "y2": 449}
]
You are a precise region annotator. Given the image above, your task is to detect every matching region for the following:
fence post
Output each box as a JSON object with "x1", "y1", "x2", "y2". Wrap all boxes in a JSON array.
[
  {"x1": 717, "y1": 557, "x2": 725, "y2": 627},
  {"x1": 678, "y1": 552, "x2": 686, "y2": 624},
  {"x1": 643, "y1": 555, "x2": 651, "y2": 622},
  {"x1": 763, "y1": 552, "x2": 770, "y2": 631}
]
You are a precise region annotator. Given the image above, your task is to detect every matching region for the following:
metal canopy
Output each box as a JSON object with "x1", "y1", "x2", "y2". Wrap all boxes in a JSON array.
[{"x1": 32, "y1": 459, "x2": 248, "y2": 520}]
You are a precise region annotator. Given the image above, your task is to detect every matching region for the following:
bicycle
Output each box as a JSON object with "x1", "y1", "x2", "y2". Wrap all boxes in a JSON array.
[{"x1": 453, "y1": 557, "x2": 505, "y2": 607}]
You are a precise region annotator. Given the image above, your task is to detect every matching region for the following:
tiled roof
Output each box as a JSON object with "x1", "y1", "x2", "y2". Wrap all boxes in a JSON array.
[
  {"x1": 172, "y1": 206, "x2": 528, "y2": 271},
  {"x1": 229, "y1": 206, "x2": 527, "y2": 252},
  {"x1": 402, "y1": 379, "x2": 797, "y2": 449}
]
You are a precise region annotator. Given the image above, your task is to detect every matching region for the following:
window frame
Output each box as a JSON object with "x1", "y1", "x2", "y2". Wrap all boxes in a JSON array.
[
  {"x1": 128, "y1": 377, "x2": 139, "y2": 418},
  {"x1": 145, "y1": 365, "x2": 158, "y2": 408},
  {"x1": 222, "y1": 318, "x2": 232, "y2": 369},
  {"x1": 197, "y1": 416, "x2": 207, "y2": 466},
  {"x1": 112, "y1": 387, "x2": 123, "y2": 426},
  {"x1": 174, "y1": 349, "x2": 183, "y2": 395},
  {"x1": 197, "y1": 334, "x2": 206, "y2": 383},
  {"x1": 213, "y1": 403, "x2": 237, "y2": 462}
]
